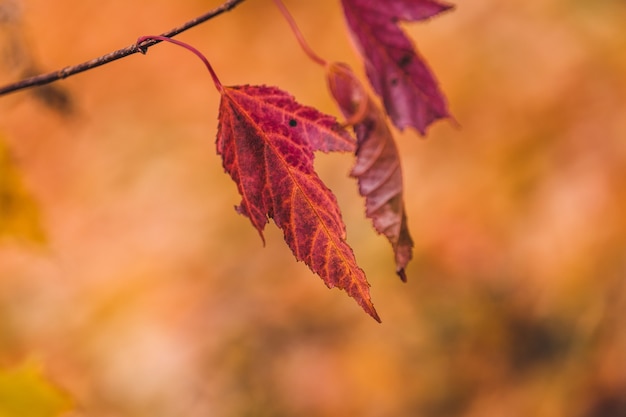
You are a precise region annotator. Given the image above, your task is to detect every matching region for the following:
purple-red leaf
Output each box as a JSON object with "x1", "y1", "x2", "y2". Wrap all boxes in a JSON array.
[
  {"x1": 327, "y1": 63, "x2": 414, "y2": 281},
  {"x1": 340, "y1": 0, "x2": 454, "y2": 135},
  {"x1": 216, "y1": 84, "x2": 380, "y2": 321}
]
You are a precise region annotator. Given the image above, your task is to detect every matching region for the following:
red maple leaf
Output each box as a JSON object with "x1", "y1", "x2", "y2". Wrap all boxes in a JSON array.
[
  {"x1": 216, "y1": 84, "x2": 380, "y2": 322},
  {"x1": 327, "y1": 62, "x2": 414, "y2": 281},
  {"x1": 340, "y1": 0, "x2": 454, "y2": 135},
  {"x1": 135, "y1": 35, "x2": 381, "y2": 320}
]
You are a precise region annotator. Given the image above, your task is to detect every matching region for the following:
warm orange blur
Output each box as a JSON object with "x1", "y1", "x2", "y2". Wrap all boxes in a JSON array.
[{"x1": 1, "y1": 0, "x2": 625, "y2": 416}]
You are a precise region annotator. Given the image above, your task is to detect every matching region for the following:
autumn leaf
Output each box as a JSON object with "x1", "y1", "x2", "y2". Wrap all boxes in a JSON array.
[
  {"x1": 270, "y1": 0, "x2": 413, "y2": 279},
  {"x1": 327, "y1": 62, "x2": 413, "y2": 281},
  {"x1": 134, "y1": 35, "x2": 379, "y2": 320},
  {"x1": 340, "y1": 0, "x2": 454, "y2": 135},
  {"x1": 216, "y1": 84, "x2": 380, "y2": 321},
  {"x1": 0, "y1": 137, "x2": 46, "y2": 244}
]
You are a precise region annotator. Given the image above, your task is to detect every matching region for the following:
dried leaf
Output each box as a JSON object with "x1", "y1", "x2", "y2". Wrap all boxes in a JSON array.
[
  {"x1": 327, "y1": 63, "x2": 413, "y2": 281},
  {"x1": 216, "y1": 84, "x2": 380, "y2": 321},
  {"x1": 340, "y1": 0, "x2": 454, "y2": 135}
]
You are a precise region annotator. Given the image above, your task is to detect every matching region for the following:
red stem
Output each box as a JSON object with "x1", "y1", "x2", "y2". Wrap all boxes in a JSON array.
[
  {"x1": 137, "y1": 36, "x2": 223, "y2": 93},
  {"x1": 272, "y1": 0, "x2": 327, "y2": 67}
]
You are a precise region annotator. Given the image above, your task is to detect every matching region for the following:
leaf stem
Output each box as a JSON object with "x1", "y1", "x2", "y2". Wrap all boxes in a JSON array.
[
  {"x1": 136, "y1": 35, "x2": 223, "y2": 93},
  {"x1": 0, "y1": 0, "x2": 245, "y2": 97},
  {"x1": 272, "y1": 0, "x2": 328, "y2": 67}
]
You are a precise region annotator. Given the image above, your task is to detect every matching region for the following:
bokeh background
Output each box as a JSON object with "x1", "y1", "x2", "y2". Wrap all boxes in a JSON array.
[{"x1": 1, "y1": 0, "x2": 626, "y2": 416}]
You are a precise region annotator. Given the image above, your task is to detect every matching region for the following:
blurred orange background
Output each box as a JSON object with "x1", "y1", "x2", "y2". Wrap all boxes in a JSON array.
[{"x1": 1, "y1": 0, "x2": 626, "y2": 416}]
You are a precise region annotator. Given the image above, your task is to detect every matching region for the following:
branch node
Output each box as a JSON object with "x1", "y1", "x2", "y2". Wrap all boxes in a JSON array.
[{"x1": 136, "y1": 39, "x2": 151, "y2": 55}]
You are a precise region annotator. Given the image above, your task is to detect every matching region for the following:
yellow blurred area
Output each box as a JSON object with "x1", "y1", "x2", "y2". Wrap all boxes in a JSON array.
[
  {"x1": 0, "y1": 137, "x2": 45, "y2": 243},
  {"x1": 0, "y1": 360, "x2": 71, "y2": 417},
  {"x1": 1, "y1": 0, "x2": 625, "y2": 416}
]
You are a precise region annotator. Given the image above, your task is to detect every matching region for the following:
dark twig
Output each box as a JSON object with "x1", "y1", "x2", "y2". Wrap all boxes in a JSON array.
[{"x1": 0, "y1": 0, "x2": 247, "y2": 97}]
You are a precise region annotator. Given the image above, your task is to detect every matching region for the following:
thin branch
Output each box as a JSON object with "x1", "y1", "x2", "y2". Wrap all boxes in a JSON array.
[{"x1": 0, "y1": 0, "x2": 247, "y2": 97}]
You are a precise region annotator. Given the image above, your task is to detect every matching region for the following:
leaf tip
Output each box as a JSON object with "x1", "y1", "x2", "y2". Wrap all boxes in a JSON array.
[
  {"x1": 441, "y1": 1, "x2": 457, "y2": 13},
  {"x1": 368, "y1": 305, "x2": 382, "y2": 323},
  {"x1": 397, "y1": 268, "x2": 408, "y2": 283},
  {"x1": 234, "y1": 204, "x2": 267, "y2": 246},
  {"x1": 356, "y1": 290, "x2": 381, "y2": 322}
]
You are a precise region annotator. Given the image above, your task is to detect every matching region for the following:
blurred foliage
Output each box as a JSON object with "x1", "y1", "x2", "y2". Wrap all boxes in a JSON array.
[
  {"x1": 0, "y1": 0, "x2": 625, "y2": 416},
  {"x1": 0, "y1": 361, "x2": 72, "y2": 417},
  {"x1": 0, "y1": 136, "x2": 45, "y2": 243},
  {"x1": 0, "y1": 0, "x2": 72, "y2": 113}
]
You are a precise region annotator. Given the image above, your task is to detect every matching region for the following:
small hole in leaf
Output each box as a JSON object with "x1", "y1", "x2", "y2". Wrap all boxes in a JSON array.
[
  {"x1": 289, "y1": 119, "x2": 298, "y2": 127},
  {"x1": 398, "y1": 54, "x2": 412, "y2": 68}
]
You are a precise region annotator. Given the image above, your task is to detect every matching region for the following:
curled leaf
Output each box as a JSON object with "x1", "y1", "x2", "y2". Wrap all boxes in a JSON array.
[
  {"x1": 216, "y1": 84, "x2": 380, "y2": 321},
  {"x1": 340, "y1": 0, "x2": 454, "y2": 135},
  {"x1": 327, "y1": 63, "x2": 414, "y2": 281}
]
